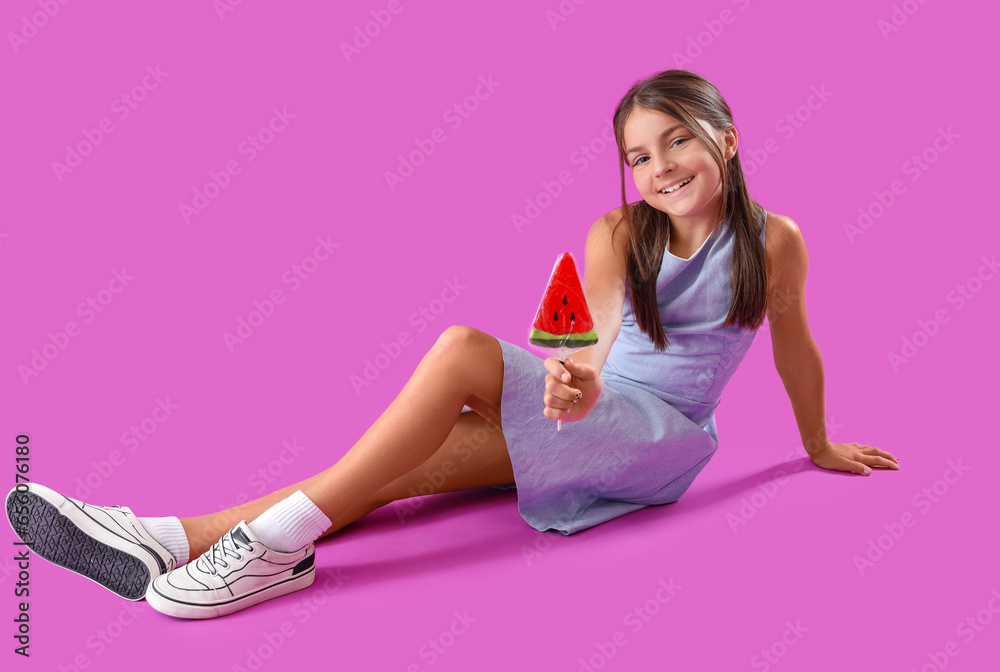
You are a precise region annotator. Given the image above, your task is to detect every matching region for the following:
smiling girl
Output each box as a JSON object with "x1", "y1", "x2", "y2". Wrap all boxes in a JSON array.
[{"x1": 6, "y1": 68, "x2": 897, "y2": 620}]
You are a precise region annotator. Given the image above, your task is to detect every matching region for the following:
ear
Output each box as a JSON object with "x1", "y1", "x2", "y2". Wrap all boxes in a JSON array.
[{"x1": 723, "y1": 124, "x2": 738, "y2": 161}]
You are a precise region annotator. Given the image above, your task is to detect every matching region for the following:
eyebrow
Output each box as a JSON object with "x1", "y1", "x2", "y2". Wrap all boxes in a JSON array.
[{"x1": 625, "y1": 124, "x2": 686, "y2": 157}]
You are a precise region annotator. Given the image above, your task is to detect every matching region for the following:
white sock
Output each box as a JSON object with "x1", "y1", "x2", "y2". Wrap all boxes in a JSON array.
[
  {"x1": 247, "y1": 490, "x2": 332, "y2": 552},
  {"x1": 137, "y1": 516, "x2": 190, "y2": 565}
]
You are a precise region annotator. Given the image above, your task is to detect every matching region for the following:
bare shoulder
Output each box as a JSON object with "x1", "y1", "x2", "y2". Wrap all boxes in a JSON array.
[
  {"x1": 765, "y1": 210, "x2": 800, "y2": 248},
  {"x1": 581, "y1": 205, "x2": 632, "y2": 328},
  {"x1": 593, "y1": 204, "x2": 632, "y2": 257},
  {"x1": 763, "y1": 210, "x2": 809, "y2": 319},
  {"x1": 600, "y1": 204, "x2": 630, "y2": 234},
  {"x1": 580, "y1": 205, "x2": 631, "y2": 267},
  {"x1": 764, "y1": 210, "x2": 807, "y2": 268}
]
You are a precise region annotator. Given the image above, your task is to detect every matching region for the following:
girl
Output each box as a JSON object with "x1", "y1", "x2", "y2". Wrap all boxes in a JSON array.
[{"x1": 5, "y1": 69, "x2": 899, "y2": 620}]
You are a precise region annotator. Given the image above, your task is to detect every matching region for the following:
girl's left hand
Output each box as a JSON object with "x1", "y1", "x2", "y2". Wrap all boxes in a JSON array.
[{"x1": 809, "y1": 441, "x2": 899, "y2": 476}]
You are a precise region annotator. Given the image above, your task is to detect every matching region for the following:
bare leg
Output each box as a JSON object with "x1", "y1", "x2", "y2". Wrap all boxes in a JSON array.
[{"x1": 180, "y1": 326, "x2": 514, "y2": 558}]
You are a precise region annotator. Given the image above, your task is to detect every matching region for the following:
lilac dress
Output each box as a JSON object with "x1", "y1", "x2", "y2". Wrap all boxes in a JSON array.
[{"x1": 483, "y1": 209, "x2": 768, "y2": 535}]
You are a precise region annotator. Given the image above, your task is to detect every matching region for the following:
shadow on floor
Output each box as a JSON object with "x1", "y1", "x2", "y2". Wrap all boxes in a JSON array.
[{"x1": 301, "y1": 457, "x2": 819, "y2": 591}]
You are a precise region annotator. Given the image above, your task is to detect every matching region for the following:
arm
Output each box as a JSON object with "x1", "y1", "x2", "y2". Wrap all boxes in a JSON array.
[
  {"x1": 569, "y1": 209, "x2": 628, "y2": 375},
  {"x1": 542, "y1": 209, "x2": 628, "y2": 422},
  {"x1": 767, "y1": 216, "x2": 898, "y2": 474},
  {"x1": 766, "y1": 216, "x2": 829, "y2": 456}
]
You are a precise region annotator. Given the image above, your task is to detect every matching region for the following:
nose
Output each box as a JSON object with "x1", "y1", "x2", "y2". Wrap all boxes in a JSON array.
[{"x1": 652, "y1": 152, "x2": 674, "y2": 179}]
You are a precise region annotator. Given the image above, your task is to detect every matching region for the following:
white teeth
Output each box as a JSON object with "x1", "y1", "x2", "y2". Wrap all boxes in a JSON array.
[{"x1": 660, "y1": 177, "x2": 692, "y2": 194}]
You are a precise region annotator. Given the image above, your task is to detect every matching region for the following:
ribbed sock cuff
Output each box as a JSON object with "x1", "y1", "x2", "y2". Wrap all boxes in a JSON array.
[
  {"x1": 137, "y1": 516, "x2": 190, "y2": 566},
  {"x1": 247, "y1": 490, "x2": 332, "y2": 552}
]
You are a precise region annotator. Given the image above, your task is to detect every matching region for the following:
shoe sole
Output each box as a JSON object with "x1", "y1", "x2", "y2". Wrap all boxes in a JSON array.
[
  {"x1": 5, "y1": 485, "x2": 156, "y2": 601},
  {"x1": 146, "y1": 565, "x2": 316, "y2": 619}
]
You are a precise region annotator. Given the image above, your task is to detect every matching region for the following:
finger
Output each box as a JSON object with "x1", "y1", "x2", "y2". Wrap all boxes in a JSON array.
[
  {"x1": 842, "y1": 457, "x2": 872, "y2": 475},
  {"x1": 868, "y1": 456, "x2": 900, "y2": 470},
  {"x1": 543, "y1": 357, "x2": 566, "y2": 379},
  {"x1": 824, "y1": 453, "x2": 871, "y2": 476},
  {"x1": 543, "y1": 371, "x2": 581, "y2": 402},
  {"x1": 557, "y1": 360, "x2": 572, "y2": 382},
  {"x1": 543, "y1": 356, "x2": 571, "y2": 381},
  {"x1": 542, "y1": 374, "x2": 571, "y2": 399},
  {"x1": 543, "y1": 405, "x2": 569, "y2": 420},
  {"x1": 861, "y1": 446, "x2": 898, "y2": 463},
  {"x1": 564, "y1": 358, "x2": 594, "y2": 381},
  {"x1": 543, "y1": 390, "x2": 578, "y2": 409},
  {"x1": 550, "y1": 385, "x2": 581, "y2": 404}
]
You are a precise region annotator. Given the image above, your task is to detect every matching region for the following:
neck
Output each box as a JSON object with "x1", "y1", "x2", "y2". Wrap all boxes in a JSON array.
[{"x1": 666, "y1": 201, "x2": 725, "y2": 249}]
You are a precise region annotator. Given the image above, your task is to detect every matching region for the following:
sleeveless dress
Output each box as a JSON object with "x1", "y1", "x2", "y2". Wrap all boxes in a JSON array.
[{"x1": 479, "y1": 208, "x2": 769, "y2": 535}]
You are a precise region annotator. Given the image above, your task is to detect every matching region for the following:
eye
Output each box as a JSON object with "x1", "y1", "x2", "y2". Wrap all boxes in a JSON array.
[{"x1": 632, "y1": 138, "x2": 688, "y2": 167}]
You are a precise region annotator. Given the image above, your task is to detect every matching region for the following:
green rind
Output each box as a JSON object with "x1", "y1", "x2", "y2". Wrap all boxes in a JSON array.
[{"x1": 528, "y1": 328, "x2": 599, "y2": 348}]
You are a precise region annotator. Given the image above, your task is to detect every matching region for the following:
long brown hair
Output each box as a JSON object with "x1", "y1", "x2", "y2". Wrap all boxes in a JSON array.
[{"x1": 610, "y1": 69, "x2": 768, "y2": 351}]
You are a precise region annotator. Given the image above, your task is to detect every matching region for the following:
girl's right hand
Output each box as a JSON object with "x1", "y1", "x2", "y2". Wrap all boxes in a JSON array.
[{"x1": 542, "y1": 357, "x2": 602, "y2": 423}]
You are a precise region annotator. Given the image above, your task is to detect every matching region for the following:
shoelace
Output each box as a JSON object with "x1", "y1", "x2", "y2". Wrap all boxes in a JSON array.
[{"x1": 196, "y1": 528, "x2": 255, "y2": 576}]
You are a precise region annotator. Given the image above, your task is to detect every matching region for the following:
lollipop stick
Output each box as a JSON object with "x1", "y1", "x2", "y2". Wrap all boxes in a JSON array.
[
  {"x1": 556, "y1": 317, "x2": 573, "y2": 432},
  {"x1": 557, "y1": 343, "x2": 566, "y2": 432}
]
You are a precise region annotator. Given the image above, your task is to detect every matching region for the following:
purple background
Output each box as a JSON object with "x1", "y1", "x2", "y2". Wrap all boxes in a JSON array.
[{"x1": 2, "y1": 1, "x2": 997, "y2": 670}]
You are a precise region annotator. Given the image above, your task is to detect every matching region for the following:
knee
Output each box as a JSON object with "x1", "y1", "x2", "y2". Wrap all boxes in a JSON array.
[
  {"x1": 424, "y1": 326, "x2": 500, "y2": 394},
  {"x1": 432, "y1": 325, "x2": 483, "y2": 355}
]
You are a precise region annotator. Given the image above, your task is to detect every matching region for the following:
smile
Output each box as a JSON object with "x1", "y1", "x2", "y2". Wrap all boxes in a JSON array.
[{"x1": 659, "y1": 176, "x2": 694, "y2": 196}]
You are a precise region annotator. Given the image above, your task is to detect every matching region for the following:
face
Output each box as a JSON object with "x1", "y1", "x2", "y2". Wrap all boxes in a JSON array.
[{"x1": 622, "y1": 106, "x2": 736, "y2": 226}]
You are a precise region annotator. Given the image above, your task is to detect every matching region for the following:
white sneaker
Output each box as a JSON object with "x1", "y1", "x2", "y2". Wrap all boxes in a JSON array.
[
  {"x1": 4, "y1": 483, "x2": 176, "y2": 600},
  {"x1": 145, "y1": 520, "x2": 315, "y2": 619}
]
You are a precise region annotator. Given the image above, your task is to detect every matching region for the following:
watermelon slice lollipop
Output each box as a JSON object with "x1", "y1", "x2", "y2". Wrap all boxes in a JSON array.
[{"x1": 528, "y1": 252, "x2": 599, "y2": 431}]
